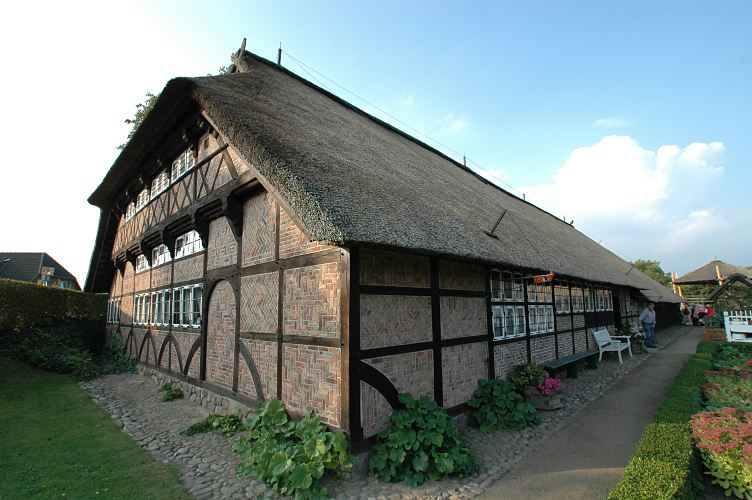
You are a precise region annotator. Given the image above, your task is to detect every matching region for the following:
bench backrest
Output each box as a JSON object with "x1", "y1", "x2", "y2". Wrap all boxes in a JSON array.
[{"x1": 593, "y1": 328, "x2": 612, "y2": 348}]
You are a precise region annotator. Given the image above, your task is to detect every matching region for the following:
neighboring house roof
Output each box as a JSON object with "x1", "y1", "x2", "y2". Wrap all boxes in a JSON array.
[
  {"x1": 674, "y1": 259, "x2": 752, "y2": 284},
  {"x1": 87, "y1": 51, "x2": 672, "y2": 295},
  {"x1": 0, "y1": 252, "x2": 81, "y2": 289},
  {"x1": 706, "y1": 273, "x2": 752, "y2": 302}
]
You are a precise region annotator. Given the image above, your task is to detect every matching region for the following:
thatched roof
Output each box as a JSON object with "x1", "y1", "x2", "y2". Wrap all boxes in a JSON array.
[
  {"x1": 627, "y1": 267, "x2": 683, "y2": 304},
  {"x1": 674, "y1": 259, "x2": 752, "y2": 284},
  {"x1": 87, "y1": 52, "x2": 674, "y2": 295}
]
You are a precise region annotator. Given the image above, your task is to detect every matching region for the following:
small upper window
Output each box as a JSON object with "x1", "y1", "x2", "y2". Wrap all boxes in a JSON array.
[
  {"x1": 171, "y1": 148, "x2": 195, "y2": 182},
  {"x1": 151, "y1": 244, "x2": 171, "y2": 266},
  {"x1": 150, "y1": 171, "x2": 169, "y2": 199},
  {"x1": 125, "y1": 202, "x2": 136, "y2": 221},
  {"x1": 174, "y1": 230, "x2": 203, "y2": 259},
  {"x1": 135, "y1": 254, "x2": 149, "y2": 273},
  {"x1": 136, "y1": 188, "x2": 150, "y2": 211}
]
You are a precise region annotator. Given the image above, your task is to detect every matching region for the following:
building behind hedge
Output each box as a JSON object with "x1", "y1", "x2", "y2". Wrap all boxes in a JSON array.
[{"x1": 85, "y1": 47, "x2": 681, "y2": 444}]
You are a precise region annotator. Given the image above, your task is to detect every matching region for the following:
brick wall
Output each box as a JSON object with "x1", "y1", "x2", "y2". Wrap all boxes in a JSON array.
[
  {"x1": 556, "y1": 314, "x2": 572, "y2": 332},
  {"x1": 240, "y1": 272, "x2": 278, "y2": 333},
  {"x1": 173, "y1": 254, "x2": 203, "y2": 283},
  {"x1": 279, "y1": 208, "x2": 331, "y2": 259},
  {"x1": 134, "y1": 271, "x2": 150, "y2": 292},
  {"x1": 151, "y1": 264, "x2": 171, "y2": 289},
  {"x1": 439, "y1": 260, "x2": 485, "y2": 291},
  {"x1": 122, "y1": 262, "x2": 134, "y2": 295},
  {"x1": 361, "y1": 350, "x2": 434, "y2": 437},
  {"x1": 111, "y1": 271, "x2": 121, "y2": 297},
  {"x1": 494, "y1": 341, "x2": 528, "y2": 378},
  {"x1": 207, "y1": 217, "x2": 238, "y2": 270},
  {"x1": 283, "y1": 262, "x2": 340, "y2": 338},
  {"x1": 228, "y1": 146, "x2": 250, "y2": 176},
  {"x1": 282, "y1": 344, "x2": 341, "y2": 427},
  {"x1": 242, "y1": 193, "x2": 276, "y2": 266},
  {"x1": 172, "y1": 330, "x2": 200, "y2": 375},
  {"x1": 151, "y1": 330, "x2": 168, "y2": 369},
  {"x1": 121, "y1": 295, "x2": 133, "y2": 324},
  {"x1": 574, "y1": 329, "x2": 588, "y2": 352},
  {"x1": 442, "y1": 342, "x2": 488, "y2": 408},
  {"x1": 558, "y1": 333, "x2": 574, "y2": 357},
  {"x1": 360, "y1": 249, "x2": 429, "y2": 287},
  {"x1": 530, "y1": 335, "x2": 556, "y2": 364},
  {"x1": 206, "y1": 280, "x2": 236, "y2": 390},
  {"x1": 360, "y1": 295, "x2": 432, "y2": 349},
  {"x1": 238, "y1": 339, "x2": 277, "y2": 401},
  {"x1": 440, "y1": 296, "x2": 486, "y2": 340}
]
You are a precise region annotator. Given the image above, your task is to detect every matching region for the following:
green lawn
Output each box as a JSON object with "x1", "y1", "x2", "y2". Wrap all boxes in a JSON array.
[{"x1": 0, "y1": 357, "x2": 190, "y2": 499}]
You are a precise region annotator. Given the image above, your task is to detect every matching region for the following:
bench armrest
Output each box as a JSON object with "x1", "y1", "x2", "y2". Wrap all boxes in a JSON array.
[{"x1": 611, "y1": 336, "x2": 631, "y2": 340}]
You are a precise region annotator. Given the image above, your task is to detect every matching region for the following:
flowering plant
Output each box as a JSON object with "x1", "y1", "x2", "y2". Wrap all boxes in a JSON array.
[
  {"x1": 690, "y1": 408, "x2": 752, "y2": 498},
  {"x1": 536, "y1": 372, "x2": 564, "y2": 396}
]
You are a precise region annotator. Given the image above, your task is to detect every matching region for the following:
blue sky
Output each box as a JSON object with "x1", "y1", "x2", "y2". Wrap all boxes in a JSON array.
[{"x1": 1, "y1": 1, "x2": 749, "y2": 283}]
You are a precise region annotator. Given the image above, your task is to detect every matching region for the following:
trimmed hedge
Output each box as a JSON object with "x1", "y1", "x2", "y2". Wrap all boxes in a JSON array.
[{"x1": 608, "y1": 341, "x2": 719, "y2": 500}]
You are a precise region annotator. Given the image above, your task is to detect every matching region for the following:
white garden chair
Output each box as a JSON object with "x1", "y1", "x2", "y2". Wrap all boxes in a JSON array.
[{"x1": 593, "y1": 328, "x2": 632, "y2": 363}]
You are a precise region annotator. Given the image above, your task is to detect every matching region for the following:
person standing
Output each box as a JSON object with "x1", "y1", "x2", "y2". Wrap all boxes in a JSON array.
[{"x1": 639, "y1": 302, "x2": 658, "y2": 348}]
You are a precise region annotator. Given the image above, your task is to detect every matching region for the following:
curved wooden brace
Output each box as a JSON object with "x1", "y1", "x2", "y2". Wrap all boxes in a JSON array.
[
  {"x1": 183, "y1": 336, "x2": 202, "y2": 377},
  {"x1": 238, "y1": 341, "x2": 265, "y2": 402},
  {"x1": 359, "y1": 362, "x2": 405, "y2": 411},
  {"x1": 157, "y1": 335, "x2": 184, "y2": 372}
]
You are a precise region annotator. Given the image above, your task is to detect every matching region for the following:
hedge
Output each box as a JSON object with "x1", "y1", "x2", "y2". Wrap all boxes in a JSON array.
[{"x1": 608, "y1": 341, "x2": 719, "y2": 500}]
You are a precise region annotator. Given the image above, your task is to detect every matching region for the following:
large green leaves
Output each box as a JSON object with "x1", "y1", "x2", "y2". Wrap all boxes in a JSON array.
[{"x1": 468, "y1": 378, "x2": 539, "y2": 432}]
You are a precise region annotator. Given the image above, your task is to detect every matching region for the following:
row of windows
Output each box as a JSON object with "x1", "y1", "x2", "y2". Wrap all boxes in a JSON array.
[
  {"x1": 130, "y1": 285, "x2": 203, "y2": 328},
  {"x1": 125, "y1": 148, "x2": 196, "y2": 221},
  {"x1": 107, "y1": 298, "x2": 122, "y2": 323},
  {"x1": 491, "y1": 304, "x2": 555, "y2": 340},
  {"x1": 133, "y1": 231, "x2": 204, "y2": 273}
]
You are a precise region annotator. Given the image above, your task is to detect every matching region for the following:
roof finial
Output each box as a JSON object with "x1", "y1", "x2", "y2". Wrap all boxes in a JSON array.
[{"x1": 229, "y1": 37, "x2": 253, "y2": 74}]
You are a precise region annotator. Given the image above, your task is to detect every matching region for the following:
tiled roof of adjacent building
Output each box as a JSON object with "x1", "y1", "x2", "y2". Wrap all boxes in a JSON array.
[{"x1": 0, "y1": 252, "x2": 80, "y2": 289}]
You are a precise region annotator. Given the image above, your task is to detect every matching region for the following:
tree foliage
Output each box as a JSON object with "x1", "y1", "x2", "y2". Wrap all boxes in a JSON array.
[
  {"x1": 633, "y1": 259, "x2": 672, "y2": 287},
  {"x1": 118, "y1": 92, "x2": 159, "y2": 150}
]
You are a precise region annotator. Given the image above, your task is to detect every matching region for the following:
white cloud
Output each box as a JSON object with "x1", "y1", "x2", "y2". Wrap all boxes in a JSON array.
[
  {"x1": 436, "y1": 112, "x2": 469, "y2": 135},
  {"x1": 592, "y1": 117, "x2": 634, "y2": 128}
]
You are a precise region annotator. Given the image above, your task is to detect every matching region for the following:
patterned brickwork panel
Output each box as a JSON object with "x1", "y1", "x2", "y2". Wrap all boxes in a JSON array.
[
  {"x1": 530, "y1": 336, "x2": 556, "y2": 365},
  {"x1": 438, "y1": 260, "x2": 485, "y2": 291},
  {"x1": 229, "y1": 146, "x2": 250, "y2": 175},
  {"x1": 362, "y1": 350, "x2": 434, "y2": 438},
  {"x1": 558, "y1": 333, "x2": 574, "y2": 357},
  {"x1": 573, "y1": 314, "x2": 585, "y2": 329},
  {"x1": 187, "y1": 347, "x2": 201, "y2": 379},
  {"x1": 494, "y1": 341, "x2": 528, "y2": 378},
  {"x1": 574, "y1": 329, "x2": 588, "y2": 353},
  {"x1": 173, "y1": 254, "x2": 204, "y2": 284},
  {"x1": 151, "y1": 265, "x2": 171, "y2": 289},
  {"x1": 282, "y1": 344, "x2": 341, "y2": 427},
  {"x1": 440, "y1": 296, "x2": 487, "y2": 340},
  {"x1": 239, "y1": 339, "x2": 277, "y2": 401},
  {"x1": 170, "y1": 342, "x2": 181, "y2": 373},
  {"x1": 172, "y1": 331, "x2": 199, "y2": 374},
  {"x1": 121, "y1": 295, "x2": 133, "y2": 325},
  {"x1": 237, "y1": 360, "x2": 259, "y2": 401},
  {"x1": 442, "y1": 342, "x2": 488, "y2": 408},
  {"x1": 360, "y1": 295, "x2": 432, "y2": 349},
  {"x1": 279, "y1": 208, "x2": 331, "y2": 260},
  {"x1": 122, "y1": 262, "x2": 134, "y2": 295},
  {"x1": 556, "y1": 315, "x2": 572, "y2": 332},
  {"x1": 151, "y1": 330, "x2": 168, "y2": 368},
  {"x1": 359, "y1": 249, "x2": 430, "y2": 288},
  {"x1": 215, "y1": 155, "x2": 234, "y2": 189},
  {"x1": 206, "y1": 281, "x2": 236, "y2": 390},
  {"x1": 283, "y1": 262, "x2": 340, "y2": 338},
  {"x1": 240, "y1": 272, "x2": 278, "y2": 333},
  {"x1": 242, "y1": 193, "x2": 276, "y2": 267},
  {"x1": 207, "y1": 217, "x2": 238, "y2": 270},
  {"x1": 134, "y1": 271, "x2": 150, "y2": 292},
  {"x1": 110, "y1": 271, "x2": 121, "y2": 297}
]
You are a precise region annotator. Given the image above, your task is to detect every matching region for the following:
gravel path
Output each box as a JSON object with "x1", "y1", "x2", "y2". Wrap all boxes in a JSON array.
[{"x1": 82, "y1": 326, "x2": 691, "y2": 499}]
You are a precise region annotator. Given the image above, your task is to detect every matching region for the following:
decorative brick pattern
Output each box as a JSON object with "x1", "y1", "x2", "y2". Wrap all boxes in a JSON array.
[
  {"x1": 151, "y1": 330, "x2": 168, "y2": 369},
  {"x1": 442, "y1": 342, "x2": 488, "y2": 408},
  {"x1": 215, "y1": 155, "x2": 234, "y2": 189},
  {"x1": 237, "y1": 360, "x2": 259, "y2": 401},
  {"x1": 558, "y1": 333, "x2": 574, "y2": 357},
  {"x1": 494, "y1": 341, "x2": 528, "y2": 378},
  {"x1": 362, "y1": 350, "x2": 434, "y2": 438},
  {"x1": 187, "y1": 348, "x2": 201, "y2": 379},
  {"x1": 360, "y1": 295, "x2": 432, "y2": 349},
  {"x1": 120, "y1": 295, "x2": 133, "y2": 324},
  {"x1": 530, "y1": 336, "x2": 556, "y2": 365},
  {"x1": 574, "y1": 329, "x2": 588, "y2": 353},
  {"x1": 172, "y1": 331, "x2": 200, "y2": 375},
  {"x1": 169, "y1": 342, "x2": 181, "y2": 373},
  {"x1": 439, "y1": 260, "x2": 485, "y2": 291},
  {"x1": 173, "y1": 254, "x2": 203, "y2": 283},
  {"x1": 151, "y1": 264, "x2": 171, "y2": 288},
  {"x1": 440, "y1": 296, "x2": 486, "y2": 340},
  {"x1": 359, "y1": 249, "x2": 429, "y2": 288},
  {"x1": 207, "y1": 217, "x2": 238, "y2": 270},
  {"x1": 282, "y1": 344, "x2": 341, "y2": 427},
  {"x1": 134, "y1": 271, "x2": 150, "y2": 292},
  {"x1": 239, "y1": 339, "x2": 277, "y2": 401},
  {"x1": 206, "y1": 281, "x2": 236, "y2": 390},
  {"x1": 283, "y1": 262, "x2": 340, "y2": 338},
  {"x1": 110, "y1": 271, "x2": 122, "y2": 297},
  {"x1": 573, "y1": 314, "x2": 585, "y2": 329},
  {"x1": 279, "y1": 208, "x2": 331, "y2": 260},
  {"x1": 242, "y1": 193, "x2": 276, "y2": 267},
  {"x1": 229, "y1": 146, "x2": 250, "y2": 175},
  {"x1": 130, "y1": 329, "x2": 144, "y2": 357},
  {"x1": 122, "y1": 262, "x2": 134, "y2": 295},
  {"x1": 556, "y1": 315, "x2": 572, "y2": 332},
  {"x1": 240, "y1": 272, "x2": 278, "y2": 333}
]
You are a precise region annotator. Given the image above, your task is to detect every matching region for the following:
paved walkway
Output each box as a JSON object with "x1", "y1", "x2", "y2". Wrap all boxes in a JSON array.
[{"x1": 479, "y1": 326, "x2": 703, "y2": 500}]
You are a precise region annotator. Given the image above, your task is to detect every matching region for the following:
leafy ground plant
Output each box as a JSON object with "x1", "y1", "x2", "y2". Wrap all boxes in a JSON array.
[
  {"x1": 233, "y1": 399, "x2": 352, "y2": 499},
  {"x1": 704, "y1": 375, "x2": 752, "y2": 412},
  {"x1": 508, "y1": 362, "x2": 546, "y2": 392},
  {"x1": 691, "y1": 408, "x2": 752, "y2": 499},
  {"x1": 183, "y1": 414, "x2": 243, "y2": 437},
  {"x1": 467, "y1": 378, "x2": 539, "y2": 432},
  {"x1": 368, "y1": 393, "x2": 476, "y2": 487},
  {"x1": 160, "y1": 384, "x2": 183, "y2": 402}
]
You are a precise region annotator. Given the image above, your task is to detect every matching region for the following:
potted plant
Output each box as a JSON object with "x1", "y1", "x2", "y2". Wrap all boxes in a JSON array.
[
  {"x1": 703, "y1": 312, "x2": 726, "y2": 341},
  {"x1": 509, "y1": 363, "x2": 564, "y2": 410},
  {"x1": 621, "y1": 321, "x2": 646, "y2": 354},
  {"x1": 530, "y1": 372, "x2": 565, "y2": 410}
]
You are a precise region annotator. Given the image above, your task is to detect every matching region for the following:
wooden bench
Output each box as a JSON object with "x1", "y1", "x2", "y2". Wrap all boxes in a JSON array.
[{"x1": 543, "y1": 350, "x2": 599, "y2": 379}]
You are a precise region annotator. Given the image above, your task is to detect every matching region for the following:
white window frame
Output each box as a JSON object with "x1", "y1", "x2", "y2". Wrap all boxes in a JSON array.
[
  {"x1": 174, "y1": 230, "x2": 203, "y2": 259},
  {"x1": 136, "y1": 188, "x2": 150, "y2": 212},
  {"x1": 150, "y1": 171, "x2": 169, "y2": 200},
  {"x1": 584, "y1": 286, "x2": 593, "y2": 312},
  {"x1": 555, "y1": 283, "x2": 570, "y2": 314},
  {"x1": 152, "y1": 244, "x2": 171, "y2": 267},
  {"x1": 171, "y1": 148, "x2": 195, "y2": 183},
  {"x1": 162, "y1": 290, "x2": 171, "y2": 325},
  {"x1": 135, "y1": 254, "x2": 149, "y2": 273},
  {"x1": 172, "y1": 288, "x2": 183, "y2": 326},
  {"x1": 125, "y1": 202, "x2": 136, "y2": 221}
]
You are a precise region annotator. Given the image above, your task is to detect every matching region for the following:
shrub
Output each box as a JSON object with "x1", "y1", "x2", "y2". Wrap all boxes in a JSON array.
[
  {"x1": 713, "y1": 343, "x2": 749, "y2": 370},
  {"x1": 691, "y1": 408, "x2": 752, "y2": 499},
  {"x1": 183, "y1": 414, "x2": 244, "y2": 437},
  {"x1": 508, "y1": 363, "x2": 546, "y2": 391},
  {"x1": 368, "y1": 393, "x2": 476, "y2": 487},
  {"x1": 97, "y1": 334, "x2": 137, "y2": 375},
  {"x1": 704, "y1": 375, "x2": 752, "y2": 412},
  {"x1": 233, "y1": 400, "x2": 352, "y2": 499},
  {"x1": 160, "y1": 384, "x2": 183, "y2": 402},
  {"x1": 467, "y1": 379, "x2": 538, "y2": 432}
]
